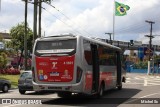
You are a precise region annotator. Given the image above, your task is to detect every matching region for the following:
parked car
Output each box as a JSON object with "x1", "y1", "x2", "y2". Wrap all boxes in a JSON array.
[
  {"x1": 18, "y1": 71, "x2": 33, "y2": 94},
  {"x1": 0, "y1": 79, "x2": 11, "y2": 93}
]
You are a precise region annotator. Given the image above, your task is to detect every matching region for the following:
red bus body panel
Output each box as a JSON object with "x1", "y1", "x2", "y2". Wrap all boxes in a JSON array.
[{"x1": 35, "y1": 55, "x2": 75, "y2": 82}]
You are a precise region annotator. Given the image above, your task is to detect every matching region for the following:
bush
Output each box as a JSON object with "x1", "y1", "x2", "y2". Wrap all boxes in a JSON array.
[
  {"x1": 0, "y1": 65, "x2": 20, "y2": 75},
  {"x1": 133, "y1": 62, "x2": 148, "y2": 69},
  {"x1": 0, "y1": 69, "x2": 6, "y2": 74}
]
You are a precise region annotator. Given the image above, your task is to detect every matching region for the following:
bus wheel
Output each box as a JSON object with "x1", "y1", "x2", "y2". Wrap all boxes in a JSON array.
[
  {"x1": 57, "y1": 92, "x2": 72, "y2": 98},
  {"x1": 117, "y1": 84, "x2": 122, "y2": 90}
]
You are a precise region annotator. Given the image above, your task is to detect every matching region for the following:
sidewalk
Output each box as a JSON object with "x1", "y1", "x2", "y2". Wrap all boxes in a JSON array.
[
  {"x1": 148, "y1": 73, "x2": 160, "y2": 77},
  {"x1": 126, "y1": 72, "x2": 160, "y2": 77}
]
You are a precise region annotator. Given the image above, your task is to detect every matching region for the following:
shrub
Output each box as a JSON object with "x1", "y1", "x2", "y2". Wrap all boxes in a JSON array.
[
  {"x1": 133, "y1": 62, "x2": 148, "y2": 69},
  {"x1": 0, "y1": 65, "x2": 20, "y2": 75}
]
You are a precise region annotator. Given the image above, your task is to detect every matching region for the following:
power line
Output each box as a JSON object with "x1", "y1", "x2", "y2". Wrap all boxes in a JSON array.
[
  {"x1": 26, "y1": 1, "x2": 84, "y2": 36},
  {"x1": 41, "y1": 6, "x2": 84, "y2": 35},
  {"x1": 44, "y1": 2, "x2": 95, "y2": 36},
  {"x1": 115, "y1": 20, "x2": 149, "y2": 33},
  {"x1": 115, "y1": 18, "x2": 160, "y2": 34}
]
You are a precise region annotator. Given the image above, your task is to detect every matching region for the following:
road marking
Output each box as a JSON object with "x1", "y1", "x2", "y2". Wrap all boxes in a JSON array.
[
  {"x1": 126, "y1": 77, "x2": 131, "y2": 80},
  {"x1": 126, "y1": 80, "x2": 130, "y2": 83},
  {"x1": 147, "y1": 80, "x2": 160, "y2": 82},
  {"x1": 135, "y1": 76, "x2": 160, "y2": 80},
  {"x1": 156, "y1": 76, "x2": 160, "y2": 78},
  {"x1": 125, "y1": 92, "x2": 160, "y2": 104},
  {"x1": 3, "y1": 104, "x2": 21, "y2": 107},
  {"x1": 51, "y1": 96, "x2": 58, "y2": 98},
  {"x1": 140, "y1": 92, "x2": 160, "y2": 98},
  {"x1": 146, "y1": 82, "x2": 160, "y2": 86},
  {"x1": 135, "y1": 77, "x2": 140, "y2": 80},
  {"x1": 126, "y1": 75, "x2": 160, "y2": 86},
  {"x1": 144, "y1": 79, "x2": 147, "y2": 86},
  {"x1": 125, "y1": 82, "x2": 143, "y2": 84}
]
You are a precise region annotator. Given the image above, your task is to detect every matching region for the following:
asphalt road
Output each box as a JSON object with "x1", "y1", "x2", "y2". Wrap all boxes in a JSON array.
[{"x1": 0, "y1": 73, "x2": 160, "y2": 107}]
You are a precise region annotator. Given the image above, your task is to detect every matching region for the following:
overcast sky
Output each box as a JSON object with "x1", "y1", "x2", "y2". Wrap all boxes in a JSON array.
[{"x1": 0, "y1": 0, "x2": 160, "y2": 44}]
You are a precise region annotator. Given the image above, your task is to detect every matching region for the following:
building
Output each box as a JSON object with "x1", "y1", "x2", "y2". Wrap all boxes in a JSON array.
[
  {"x1": 0, "y1": 32, "x2": 11, "y2": 41},
  {"x1": 0, "y1": 32, "x2": 11, "y2": 49}
]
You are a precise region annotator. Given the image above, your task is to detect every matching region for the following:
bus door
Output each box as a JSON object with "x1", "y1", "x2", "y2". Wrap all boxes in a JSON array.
[
  {"x1": 117, "y1": 51, "x2": 122, "y2": 87},
  {"x1": 91, "y1": 44, "x2": 99, "y2": 93}
]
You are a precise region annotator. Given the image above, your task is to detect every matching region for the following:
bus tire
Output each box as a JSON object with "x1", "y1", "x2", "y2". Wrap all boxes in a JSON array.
[
  {"x1": 57, "y1": 92, "x2": 72, "y2": 98},
  {"x1": 117, "y1": 84, "x2": 122, "y2": 90}
]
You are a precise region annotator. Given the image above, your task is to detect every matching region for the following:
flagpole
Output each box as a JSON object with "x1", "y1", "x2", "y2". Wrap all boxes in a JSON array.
[{"x1": 113, "y1": 0, "x2": 115, "y2": 41}]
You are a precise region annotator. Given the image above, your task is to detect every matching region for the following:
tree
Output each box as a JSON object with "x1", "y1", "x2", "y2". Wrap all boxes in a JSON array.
[
  {"x1": 0, "y1": 35, "x2": 7, "y2": 69},
  {"x1": 0, "y1": 52, "x2": 7, "y2": 69},
  {"x1": 10, "y1": 22, "x2": 33, "y2": 67},
  {"x1": 10, "y1": 22, "x2": 33, "y2": 52}
]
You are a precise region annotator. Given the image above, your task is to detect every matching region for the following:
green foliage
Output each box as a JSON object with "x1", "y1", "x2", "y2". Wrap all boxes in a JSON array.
[
  {"x1": 0, "y1": 52, "x2": 8, "y2": 69},
  {"x1": 10, "y1": 22, "x2": 33, "y2": 52},
  {"x1": 154, "y1": 55, "x2": 160, "y2": 63},
  {"x1": 5, "y1": 41, "x2": 12, "y2": 49},
  {"x1": 133, "y1": 62, "x2": 148, "y2": 69}
]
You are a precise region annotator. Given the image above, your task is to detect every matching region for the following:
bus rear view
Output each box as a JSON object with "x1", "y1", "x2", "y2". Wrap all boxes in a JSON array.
[{"x1": 32, "y1": 36, "x2": 83, "y2": 96}]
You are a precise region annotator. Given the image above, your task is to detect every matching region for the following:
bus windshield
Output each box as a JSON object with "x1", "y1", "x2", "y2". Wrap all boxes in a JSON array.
[{"x1": 35, "y1": 39, "x2": 76, "y2": 56}]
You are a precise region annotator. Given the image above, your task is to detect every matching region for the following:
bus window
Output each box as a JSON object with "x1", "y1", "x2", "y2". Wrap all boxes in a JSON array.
[
  {"x1": 98, "y1": 46, "x2": 116, "y2": 66},
  {"x1": 35, "y1": 39, "x2": 77, "y2": 56},
  {"x1": 83, "y1": 40, "x2": 92, "y2": 65}
]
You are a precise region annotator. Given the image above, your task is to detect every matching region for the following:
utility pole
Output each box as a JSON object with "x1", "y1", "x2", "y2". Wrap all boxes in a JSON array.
[
  {"x1": 24, "y1": 0, "x2": 28, "y2": 70},
  {"x1": 37, "y1": 0, "x2": 52, "y2": 38},
  {"x1": 34, "y1": 0, "x2": 52, "y2": 41},
  {"x1": 105, "y1": 33, "x2": 112, "y2": 45},
  {"x1": 145, "y1": 20, "x2": 155, "y2": 75},
  {"x1": 38, "y1": 0, "x2": 42, "y2": 37},
  {"x1": 33, "y1": 0, "x2": 38, "y2": 43}
]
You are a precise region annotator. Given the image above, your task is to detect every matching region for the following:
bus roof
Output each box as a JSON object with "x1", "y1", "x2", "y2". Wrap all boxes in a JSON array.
[
  {"x1": 36, "y1": 34, "x2": 121, "y2": 51},
  {"x1": 82, "y1": 36, "x2": 121, "y2": 51}
]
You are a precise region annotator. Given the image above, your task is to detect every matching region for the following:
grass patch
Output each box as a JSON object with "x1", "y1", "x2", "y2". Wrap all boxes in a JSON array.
[{"x1": 0, "y1": 74, "x2": 20, "y2": 88}]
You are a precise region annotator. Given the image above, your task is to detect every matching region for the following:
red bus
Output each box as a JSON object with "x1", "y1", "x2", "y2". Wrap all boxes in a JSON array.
[{"x1": 32, "y1": 34, "x2": 126, "y2": 97}]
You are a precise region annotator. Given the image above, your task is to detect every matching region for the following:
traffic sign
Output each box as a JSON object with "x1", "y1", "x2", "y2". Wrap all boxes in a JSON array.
[{"x1": 144, "y1": 47, "x2": 153, "y2": 56}]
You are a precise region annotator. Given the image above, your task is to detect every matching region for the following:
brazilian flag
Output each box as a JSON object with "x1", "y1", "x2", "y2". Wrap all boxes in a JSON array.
[{"x1": 115, "y1": 1, "x2": 130, "y2": 16}]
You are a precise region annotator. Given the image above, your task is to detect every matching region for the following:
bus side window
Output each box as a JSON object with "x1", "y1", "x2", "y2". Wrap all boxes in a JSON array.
[
  {"x1": 83, "y1": 40, "x2": 92, "y2": 65},
  {"x1": 98, "y1": 46, "x2": 116, "y2": 66}
]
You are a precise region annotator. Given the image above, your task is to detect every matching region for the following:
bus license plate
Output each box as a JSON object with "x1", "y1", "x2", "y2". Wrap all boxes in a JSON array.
[{"x1": 50, "y1": 72, "x2": 59, "y2": 76}]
